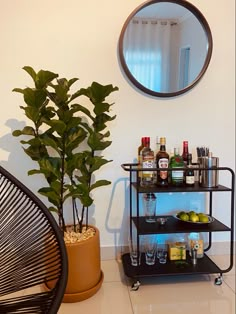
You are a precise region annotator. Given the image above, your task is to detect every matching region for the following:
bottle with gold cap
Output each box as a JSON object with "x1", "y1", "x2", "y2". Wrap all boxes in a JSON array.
[
  {"x1": 140, "y1": 137, "x2": 155, "y2": 187},
  {"x1": 156, "y1": 137, "x2": 169, "y2": 186}
]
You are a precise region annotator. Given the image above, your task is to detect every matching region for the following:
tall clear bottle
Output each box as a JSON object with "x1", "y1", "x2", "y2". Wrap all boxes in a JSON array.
[
  {"x1": 170, "y1": 148, "x2": 184, "y2": 186},
  {"x1": 140, "y1": 137, "x2": 155, "y2": 187},
  {"x1": 182, "y1": 141, "x2": 189, "y2": 165},
  {"x1": 156, "y1": 137, "x2": 169, "y2": 186}
]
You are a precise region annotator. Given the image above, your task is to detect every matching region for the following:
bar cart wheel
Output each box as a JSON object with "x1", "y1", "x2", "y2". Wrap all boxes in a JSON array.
[
  {"x1": 131, "y1": 280, "x2": 141, "y2": 291},
  {"x1": 214, "y1": 275, "x2": 223, "y2": 286}
]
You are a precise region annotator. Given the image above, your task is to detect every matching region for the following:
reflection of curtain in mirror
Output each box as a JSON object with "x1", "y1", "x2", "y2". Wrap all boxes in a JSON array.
[{"x1": 123, "y1": 18, "x2": 171, "y2": 92}]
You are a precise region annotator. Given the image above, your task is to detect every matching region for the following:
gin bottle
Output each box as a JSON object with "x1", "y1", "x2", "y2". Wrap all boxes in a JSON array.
[{"x1": 170, "y1": 148, "x2": 184, "y2": 186}]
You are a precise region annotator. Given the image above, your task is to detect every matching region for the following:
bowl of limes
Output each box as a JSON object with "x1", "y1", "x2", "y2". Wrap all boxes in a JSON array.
[{"x1": 175, "y1": 210, "x2": 214, "y2": 224}]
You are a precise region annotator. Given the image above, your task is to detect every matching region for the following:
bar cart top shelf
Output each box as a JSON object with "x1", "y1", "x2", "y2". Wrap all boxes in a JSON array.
[{"x1": 121, "y1": 163, "x2": 234, "y2": 193}]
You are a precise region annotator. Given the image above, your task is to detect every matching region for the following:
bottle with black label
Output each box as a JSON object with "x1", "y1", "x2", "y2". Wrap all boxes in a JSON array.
[
  {"x1": 156, "y1": 137, "x2": 169, "y2": 186},
  {"x1": 185, "y1": 153, "x2": 195, "y2": 186}
]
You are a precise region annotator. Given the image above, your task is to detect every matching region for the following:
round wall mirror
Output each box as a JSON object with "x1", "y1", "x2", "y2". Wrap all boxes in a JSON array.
[{"x1": 118, "y1": 0, "x2": 213, "y2": 97}]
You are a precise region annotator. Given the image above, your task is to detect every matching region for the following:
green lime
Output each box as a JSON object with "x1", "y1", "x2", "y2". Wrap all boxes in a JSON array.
[
  {"x1": 177, "y1": 211, "x2": 186, "y2": 218},
  {"x1": 179, "y1": 213, "x2": 189, "y2": 221},
  {"x1": 189, "y1": 213, "x2": 199, "y2": 223},
  {"x1": 199, "y1": 215, "x2": 209, "y2": 223}
]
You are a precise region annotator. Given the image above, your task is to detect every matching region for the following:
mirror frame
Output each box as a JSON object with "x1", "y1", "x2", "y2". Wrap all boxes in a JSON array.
[{"x1": 118, "y1": 0, "x2": 213, "y2": 97}]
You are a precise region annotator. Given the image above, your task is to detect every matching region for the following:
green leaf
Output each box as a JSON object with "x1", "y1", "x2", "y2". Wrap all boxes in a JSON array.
[
  {"x1": 36, "y1": 69, "x2": 58, "y2": 89},
  {"x1": 79, "y1": 82, "x2": 119, "y2": 103},
  {"x1": 23, "y1": 66, "x2": 37, "y2": 82},
  {"x1": 38, "y1": 187, "x2": 61, "y2": 207},
  {"x1": 93, "y1": 113, "x2": 116, "y2": 132},
  {"x1": 65, "y1": 128, "x2": 87, "y2": 153},
  {"x1": 90, "y1": 179, "x2": 111, "y2": 191},
  {"x1": 40, "y1": 135, "x2": 61, "y2": 155},
  {"x1": 12, "y1": 88, "x2": 24, "y2": 94},
  {"x1": 88, "y1": 156, "x2": 111, "y2": 173},
  {"x1": 87, "y1": 132, "x2": 112, "y2": 150},
  {"x1": 23, "y1": 145, "x2": 47, "y2": 161},
  {"x1": 12, "y1": 126, "x2": 35, "y2": 137},
  {"x1": 93, "y1": 102, "x2": 110, "y2": 115},
  {"x1": 71, "y1": 104, "x2": 94, "y2": 120},
  {"x1": 68, "y1": 78, "x2": 79, "y2": 88},
  {"x1": 48, "y1": 206, "x2": 59, "y2": 213},
  {"x1": 46, "y1": 119, "x2": 67, "y2": 134},
  {"x1": 22, "y1": 88, "x2": 47, "y2": 108}
]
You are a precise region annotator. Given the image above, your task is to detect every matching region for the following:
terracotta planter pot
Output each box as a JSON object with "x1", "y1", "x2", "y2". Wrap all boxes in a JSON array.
[
  {"x1": 63, "y1": 225, "x2": 103, "y2": 302},
  {"x1": 46, "y1": 225, "x2": 103, "y2": 303}
]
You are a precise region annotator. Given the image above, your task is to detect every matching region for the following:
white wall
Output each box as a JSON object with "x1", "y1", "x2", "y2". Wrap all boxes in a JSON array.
[{"x1": 0, "y1": 0, "x2": 235, "y2": 252}]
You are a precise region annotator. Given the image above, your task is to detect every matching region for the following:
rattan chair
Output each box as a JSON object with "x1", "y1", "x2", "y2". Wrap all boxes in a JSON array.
[{"x1": 0, "y1": 166, "x2": 68, "y2": 313}]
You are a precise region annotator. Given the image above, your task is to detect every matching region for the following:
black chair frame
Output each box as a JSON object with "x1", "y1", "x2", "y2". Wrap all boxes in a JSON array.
[{"x1": 0, "y1": 166, "x2": 68, "y2": 313}]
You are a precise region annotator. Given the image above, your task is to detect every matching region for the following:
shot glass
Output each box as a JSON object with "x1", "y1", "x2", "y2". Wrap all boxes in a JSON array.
[
  {"x1": 143, "y1": 235, "x2": 157, "y2": 266},
  {"x1": 157, "y1": 247, "x2": 167, "y2": 264}
]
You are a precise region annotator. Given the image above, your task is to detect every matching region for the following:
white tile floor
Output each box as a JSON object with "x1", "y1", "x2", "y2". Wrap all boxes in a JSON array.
[{"x1": 58, "y1": 255, "x2": 235, "y2": 314}]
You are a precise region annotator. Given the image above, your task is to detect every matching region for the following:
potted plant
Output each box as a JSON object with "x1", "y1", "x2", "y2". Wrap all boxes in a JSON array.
[{"x1": 12, "y1": 66, "x2": 118, "y2": 302}]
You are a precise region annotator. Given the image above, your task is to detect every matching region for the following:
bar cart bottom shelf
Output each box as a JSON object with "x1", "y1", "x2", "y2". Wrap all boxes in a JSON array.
[{"x1": 122, "y1": 252, "x2": 224, "y2": 289}]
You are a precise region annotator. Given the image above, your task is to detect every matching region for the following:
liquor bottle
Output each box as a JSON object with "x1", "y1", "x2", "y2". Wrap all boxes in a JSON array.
[
  {"x1": 185, "y1": 153, "x2": 195, "y2": 186},
  {"x1": 170, "y1": 148, "x2": 184, "y2": 186},
  {"x1": 155, "y1": 136, "x2": 160, "y2": 154},
  {"x1": 140, "y1": 137, "x2": 155, "y2": 186},
  {"x1": 153, "y1": 136, "x2": 161, "y2": 184},
  {"x1": 137, "y1": 137, "x2": 147, "y2": 182},
  {"x1": 182, "y1": 141, "x2": 189, "y2": 165},
  {"x1": 156, "y1": 137, "x2": 169, "y2": 186}
]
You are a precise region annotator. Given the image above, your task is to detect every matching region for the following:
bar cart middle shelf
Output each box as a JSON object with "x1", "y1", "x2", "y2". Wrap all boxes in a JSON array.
[{"x1": 121, "y1": 163, "x2": 235, "y2": 290}]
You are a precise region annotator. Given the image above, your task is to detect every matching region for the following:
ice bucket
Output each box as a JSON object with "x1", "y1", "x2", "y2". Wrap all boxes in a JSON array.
[{"x1": 198, "y1": 156, "x2": 219, "y2": 187}]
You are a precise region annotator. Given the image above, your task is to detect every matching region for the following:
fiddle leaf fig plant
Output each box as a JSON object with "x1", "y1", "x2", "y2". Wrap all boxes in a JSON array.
[{"x1": 13, "y1": 66, "x2": 118, "y2": 234}]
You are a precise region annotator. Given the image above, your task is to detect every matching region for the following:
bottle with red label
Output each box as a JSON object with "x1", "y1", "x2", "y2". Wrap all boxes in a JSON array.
[{"x1": 156, "y1": 137, "x2": 169, "y2": 186}]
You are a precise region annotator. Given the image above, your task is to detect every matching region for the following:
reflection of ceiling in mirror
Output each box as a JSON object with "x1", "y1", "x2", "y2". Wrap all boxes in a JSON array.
[{"x1": 135, "y1": 3, "x2": 192, "y2": 21}]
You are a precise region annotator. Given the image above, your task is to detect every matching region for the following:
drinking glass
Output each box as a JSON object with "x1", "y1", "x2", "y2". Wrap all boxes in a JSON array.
[
  {"x1": 157, "y1": 246, "x2": 167, "y2": 264},
  {"x1": 143, "y1": 235, "x2": 157, "y2": 265},
  {"x1": 128, "y1": 236, "x2": 141, "y2": 266}
]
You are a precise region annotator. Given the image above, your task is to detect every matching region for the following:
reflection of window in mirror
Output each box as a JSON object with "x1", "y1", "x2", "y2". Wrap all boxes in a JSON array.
[
  {"x1": 123, "y1": 17, "x2": 171, "y2": 93},
  {"x1": 179, "y1": 47, "x2": 190, "y2": 89}
]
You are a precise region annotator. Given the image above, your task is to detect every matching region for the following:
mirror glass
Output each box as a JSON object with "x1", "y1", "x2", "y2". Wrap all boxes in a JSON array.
[{"x1": 119, "y1": 0, "x2": 213, "y2": 97}]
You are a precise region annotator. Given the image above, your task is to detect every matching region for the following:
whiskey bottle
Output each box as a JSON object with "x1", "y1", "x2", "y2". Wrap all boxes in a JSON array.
[
  {"x1": 140, "y1": 137, "x2": 155, "y2": 187},
  {"x1": 153, "y1": 136, "x2": 161, "y2": 184},
  {"x1": 138, "y1": 137, "x2": 147, "y2": 182},
  {"x1": 170, "y1": 148, "x2": 184, "y2": 186},
  {"x1": 182, "y1": 141, "x2": 189, "y2": 165},
  {"x1": 185, "y1": 153, "x2": 195, "y2": 186},
  {"x1": 156, "y1": 137, "x2": 169, "y2": 186}
]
